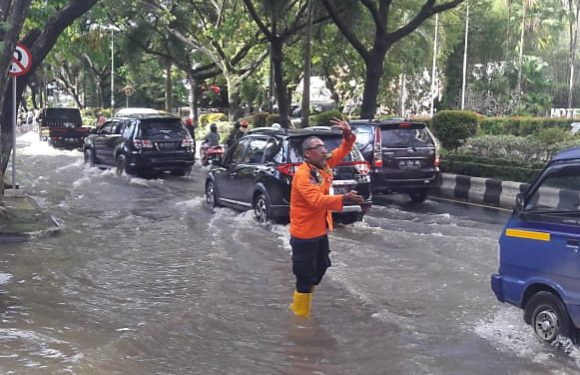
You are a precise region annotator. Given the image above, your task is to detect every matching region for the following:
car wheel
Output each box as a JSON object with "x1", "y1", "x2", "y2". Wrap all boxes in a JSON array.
[
  {"x1": 172, "y1": 167, "x2": 192, "y2": 177},
  {"x1": 254, "y1": 193, "x2": 271, "y2": 223},
  {"x1": 84, "y1": 149, "x2": 92, "y2": 166},
  {"x1": 525, "y1": 291, "x2": 572, "y2": 343},
  {"x1": 409, "y1": 190, "x2": 428, "y2": 203},
  {"x1": 338, "y1": 212, "x2": 364, "y2": 225},
  {"x1": 115, "y1": 154, "x2": 127, "y2": 176},
  {"x1": 206, "y1": 181, "x2": 221, "y2": 207}
]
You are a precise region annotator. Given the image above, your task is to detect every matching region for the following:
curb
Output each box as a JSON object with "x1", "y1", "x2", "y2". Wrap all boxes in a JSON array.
[
  {"x1": 431, "y1": 173, "x2": 529, "y2": 210},
  {"x1": 0, "y1": 195, "x2": 60, "y2": 243}
]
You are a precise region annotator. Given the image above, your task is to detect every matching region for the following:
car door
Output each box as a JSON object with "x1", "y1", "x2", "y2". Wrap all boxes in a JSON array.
[
  {"x1": 216, "y1": 138, "x2": 250, "y2": 203},
  {"x1": 93, "y1": 122, "x2": 114, "y2": 165},
  {"x1": 502, "y1": 164, "x2": 580, "y2": 299},
  {"x1": 234, "y1": 137, "x2": 270, "y2": 203},
  {"x1": 105, "y1": 120, "x2": 127, "y2": 164}
]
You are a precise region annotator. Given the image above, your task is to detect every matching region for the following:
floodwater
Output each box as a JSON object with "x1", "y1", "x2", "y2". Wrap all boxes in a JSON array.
[{"x1": 0, "y1": 132, "x2": 578, "y2": 374}]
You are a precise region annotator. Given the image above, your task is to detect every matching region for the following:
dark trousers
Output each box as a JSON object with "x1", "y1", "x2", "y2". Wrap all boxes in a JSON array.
[{"x1": 290, "y1": 235, "x2": 331, "y2": 293}]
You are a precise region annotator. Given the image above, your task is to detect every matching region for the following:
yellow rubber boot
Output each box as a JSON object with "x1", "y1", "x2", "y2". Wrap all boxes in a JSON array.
[{"x1": 289, "y1": 291, "x2": 312, "y2": 318}]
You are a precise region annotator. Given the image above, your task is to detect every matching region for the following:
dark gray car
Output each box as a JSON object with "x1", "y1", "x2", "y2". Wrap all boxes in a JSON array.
[{"x1": 350, "y1": 119, "x2": 440, "y2": 203}]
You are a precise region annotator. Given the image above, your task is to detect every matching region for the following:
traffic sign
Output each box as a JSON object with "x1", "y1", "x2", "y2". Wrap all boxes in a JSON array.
[{"x1": 9, "y1": 43, "x2": 32, "y2": 77}]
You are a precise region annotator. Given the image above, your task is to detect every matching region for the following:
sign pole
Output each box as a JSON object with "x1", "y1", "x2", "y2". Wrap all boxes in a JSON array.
[{"x1": 11, "y1": 76, "x2": 16, "y2": 189}]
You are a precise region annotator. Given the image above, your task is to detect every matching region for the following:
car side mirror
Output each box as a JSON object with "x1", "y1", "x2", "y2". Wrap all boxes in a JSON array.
[{"x1": 515, "y1": 192, "x2": 525, "y2": 213}]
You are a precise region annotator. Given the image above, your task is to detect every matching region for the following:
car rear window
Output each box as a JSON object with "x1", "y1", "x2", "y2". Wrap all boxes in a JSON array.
[
  {"x1": 381, "y1": 125, "x2": 434, "y2": 147},
  {"x1": 138, "y1": 119, "x2": 186, "y2": 138},
  {"x1": 287, "y1": 135, "x2": 360, "y2": 163}
]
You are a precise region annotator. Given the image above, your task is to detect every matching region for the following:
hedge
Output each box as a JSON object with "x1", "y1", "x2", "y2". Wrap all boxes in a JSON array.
[
  {"x1": 479, "y1": 117, "x2": 572, "y2": 136},
  {"x1": 431, "y1": 110, "x2": 478, "y2": 150},
  {"x1": 441, "y1": 158, "x2": 542, "y2": 183}
]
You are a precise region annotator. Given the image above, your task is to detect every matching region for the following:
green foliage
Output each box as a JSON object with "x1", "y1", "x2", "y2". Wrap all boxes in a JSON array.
[
  {"x1": 310, "y1": 110, "x2": 344, "y2": 126},
  {"x1": 431, "y1": 110, "x2": 478, "y2": 149},
  {"x1": 199, "y1": 113, "x2": 227, "y2": 126},
  {"x1": 535, "y1": 127, "x2": 573, "y2": 145},
  {"x1": 479, "y1": 117, "x2": 572, "y2": 136},
  {"x1": 441, "y1": 156, "x2": 542, "y2": 183},
  {"x1": 247, "y1": 112, "x2": 270, "y2": 127},
  {"x1": 266, "y1": 114, "x2": 281, "y2": 126}
]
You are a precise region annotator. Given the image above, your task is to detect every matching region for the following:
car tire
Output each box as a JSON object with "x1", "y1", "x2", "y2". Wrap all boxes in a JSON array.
[
  {"x1": 172, "y1": 167, "x2": 192, "y2": 177},
  {"x1": 115, "y1": 154, "x2": 127, "y2": 176},
  {"x1": 338, "y1": 212, "x2": 364, "y2": 225},
  {"x1": 254, "y1": 193, "x2": 271, "y2": 223},
  {"x1": 206, "y1": 180, "x2": 221, "y2": 207},
  {"x1": 409, "y1": 190, "x2": 428, "y2": 203},
  {"x1": 525, "y1": 291, "x2": 572, "y2": 343},
  {"x1": 84, "y1": 148, "x2": 95, "y2": 167}
]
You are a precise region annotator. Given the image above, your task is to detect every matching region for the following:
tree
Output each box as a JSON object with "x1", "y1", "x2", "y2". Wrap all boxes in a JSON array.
[
  {"x1": 0, "y1": 0, "x2": 98, "y2": 177},
  {"x1": 322, "y1": 0, "x2": 465, "y2": 119},
  {"x1": 242, "y1": 0, "x2": 329, "y2": 127}
]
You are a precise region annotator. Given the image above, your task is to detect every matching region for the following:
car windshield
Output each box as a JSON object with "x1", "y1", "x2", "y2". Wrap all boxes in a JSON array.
[
  {"x1": 138, "y1": 119, "x2": 186, "y2": 139},
  {"x1": 287, "y1": 135, "x2": 358, "y2": 163},
  {"x1": 381, "y1": 126, "x2": 433, "y2": 147}
]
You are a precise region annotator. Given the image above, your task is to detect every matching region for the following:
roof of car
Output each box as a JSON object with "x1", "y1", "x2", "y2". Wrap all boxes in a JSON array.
[
  {"x1": 552, "y1": 146, "x2": 580, "y2": 162},
  {"x1": 349, "y1": 119, "x2": 427, "y2": 126},
  {"x1": 114, "y1": 107, "x2": 175, "y2": 118},
  {"x1": 248, "y1": 126, "x2": 344, "y2": 138}
]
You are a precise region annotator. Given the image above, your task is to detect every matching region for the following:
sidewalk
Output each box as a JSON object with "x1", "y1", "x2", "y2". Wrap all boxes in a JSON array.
[{"x1": 0, "y1": 193, "x2": 59, "y2": 243}]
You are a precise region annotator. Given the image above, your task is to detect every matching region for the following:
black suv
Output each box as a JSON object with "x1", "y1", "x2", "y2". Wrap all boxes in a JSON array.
[
  {"x1": 205, "y1": 127, "x2": 373, "y2": 224},
  {"x1": 83, "y1": 113, "x2": 195, "y2": 177},
  {"x1": 350, "y1": 119, "x2": 440, "y2": 203}
]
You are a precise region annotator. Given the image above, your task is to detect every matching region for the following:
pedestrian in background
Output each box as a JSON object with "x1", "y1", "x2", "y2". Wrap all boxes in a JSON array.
[{"x1": 289, "y1": 117, "x2": 363, "y2": 318}]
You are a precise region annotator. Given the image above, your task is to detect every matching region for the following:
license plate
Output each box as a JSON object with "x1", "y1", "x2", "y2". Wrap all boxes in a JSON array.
[
  {"x1": 399, "y1": 160, "x2": 421, "y2": 169},
  {"x1": 156, "y1": 142, "x2": 175, "y2": 150}
]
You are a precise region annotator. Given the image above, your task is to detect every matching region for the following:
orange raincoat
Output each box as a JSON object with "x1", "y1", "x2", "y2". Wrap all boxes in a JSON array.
[{"x1": 289, "y1": 133, "x2": 356, "y2": 239}]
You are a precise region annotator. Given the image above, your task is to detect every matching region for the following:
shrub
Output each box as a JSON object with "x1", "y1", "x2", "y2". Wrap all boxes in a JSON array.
[
  {"x1": 266, "y1": 114, "x2": 281, "y2": 126},
  {"x1": 199, "y1": 113, "x2": 227, "y2": 126},
  {"x1": 479, "y1": 117, "x2": 572, "y2": 136},
  {"x1": 440, "y1": 158, "x2": 542, "y2": 183},
  {"x1": 249, "y1": 112, "x2": 269, "y2": 127},
  {"x1": 310, "y1": 109, "x2": 345, "y2": 126},
  {"x1": 431, "y1": 110, "x2": 478, "y2": 149},
  {"x1": 535, "y1": 127, "x2": 573, "y2": 144}
]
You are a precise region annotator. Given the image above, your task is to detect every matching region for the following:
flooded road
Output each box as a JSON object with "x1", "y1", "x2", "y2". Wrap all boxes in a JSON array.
[{"x1": 1, "y1": 132, "x2": 579, "y2": 374}]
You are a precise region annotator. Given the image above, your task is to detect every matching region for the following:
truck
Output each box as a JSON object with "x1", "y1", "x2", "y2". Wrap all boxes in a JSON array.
[{"x1": 38, "y1": 108, "x2": 91, "y2": 150}]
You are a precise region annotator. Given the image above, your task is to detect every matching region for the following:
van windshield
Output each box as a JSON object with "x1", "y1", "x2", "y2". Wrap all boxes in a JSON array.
[
  {"x1": 525, "y1": 166, "x2": 580, "y2": 213},
  {"x1": 381, "y1": 126, "x2": 433, "y2": 147},
  {"x1": 287, "y1": 135, "x2": 358, "y2": 163}
]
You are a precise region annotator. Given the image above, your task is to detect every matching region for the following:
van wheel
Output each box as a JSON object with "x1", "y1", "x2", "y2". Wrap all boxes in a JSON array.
[
  {"x1": 525, "y1": 291, "x2": 572, "y2": 343},
  {"x1": 409, "y1": 190, "x2": 427, "y2": 203},
  {"x1": 115, "y1": 155, "x2": 127, "y2": 176},
  {"x1": 254, "y1": 193, "x2": 271, "y2": 223}
]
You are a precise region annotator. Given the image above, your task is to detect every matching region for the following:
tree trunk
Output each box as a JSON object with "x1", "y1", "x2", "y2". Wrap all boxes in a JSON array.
[
  {"x1": 271, "y1": 38, "x2": 290, "y2": 127},
  {"x1": 165, "y1": 58, "x2": 172, "y2": 112},
  {"x1": 301, "y1": 0, "x2": 313, "y2": 128},
  {"x1": 360, "y1": 55, "x2": 385, "y2": 119}
]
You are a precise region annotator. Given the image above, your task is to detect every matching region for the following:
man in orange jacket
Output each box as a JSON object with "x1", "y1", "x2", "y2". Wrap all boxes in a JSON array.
[{"x1": 289, "y1": 117, "x2": 363, "y2": 318}]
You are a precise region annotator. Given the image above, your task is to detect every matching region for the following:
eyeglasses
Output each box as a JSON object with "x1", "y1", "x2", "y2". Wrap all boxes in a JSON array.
[{"x1": 306, "y1": 144, "x2": 326, "y2": 151}]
